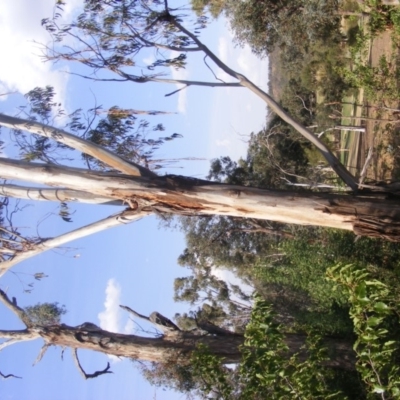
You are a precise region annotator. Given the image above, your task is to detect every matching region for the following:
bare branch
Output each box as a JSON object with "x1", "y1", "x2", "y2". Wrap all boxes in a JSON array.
[
  {"x1": 169, "y1": 18, "x2": 358, "y2": 190},
  {"x1": 0, "y1": 290, "x2": 31, "y2": 327},
  {"x1": 0, "y1": 91, "x2": 17, "y2": 97},
  {"x1": 120, "y1": 305, "x2": 180, "y2": 335},
  {"x1": 0, "y1": 184, "x2": 123, "y2": 206},
  {"x1": 0, "y1": 113, "x2": 155, "y2": 178},
  {"x1": 359, "y1": 147, "x2": 374, "y2": 187},
  {"x1": 0, "y1": 339, "x2": 21, "y2": 351},
  {"x1": 203, "y1": 55, "x2": 225, "y2": 83},
  {"x1": 33, "y1": 344, "x2": 51, "y2": 366},
  {"x1": 136, "y1": 35, "x2": 201, "y2": 52},
  {"x1": 96, "y1": 108, "x2": 176, "y2": 116},
  {"x1": 119, "y1": 71, "x2": 242, "y2": 88},
  {"x1": 72, "y1": 349, "x2": 113, "y2": 379},
  {"x1": 0, "y1": 209, "x2": 150, "y2": 276},
  {"x1": 119, "y1": 305, "x2": 151, "y2": 322},
  {"x1": 0, "y1": 329, "x2": 40, "y2": 343},
  {"x1": 165, "y1": 85, "x2": 187, "y2": 97},
  {"x1": 0, "y1": 370, "x2": 22, "y2": 379}
]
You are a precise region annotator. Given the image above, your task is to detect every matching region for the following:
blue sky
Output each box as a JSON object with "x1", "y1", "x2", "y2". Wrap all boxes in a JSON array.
[{"x1": 0, "y1": 1, "x2": 268, "y2": 399}]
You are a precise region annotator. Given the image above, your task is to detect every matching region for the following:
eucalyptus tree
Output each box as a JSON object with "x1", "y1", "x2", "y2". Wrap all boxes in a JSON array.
[
  {"x1": 1, "y1": 0, "x2": 400, "y2": 384},
  {"x1": 43, "y1": 0, "x2": 356, "y2": 189},
  {"x1": 0, "y1": 287, "x2": 356, "y2": 381}
]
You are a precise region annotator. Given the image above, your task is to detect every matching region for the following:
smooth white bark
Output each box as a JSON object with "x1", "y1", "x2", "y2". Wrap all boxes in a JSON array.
[
  {"x1": 0, "y1": 184, "x2": 122, "y2": 205},
  {"x1": 0, "y1": 113, "x2": 153, "y2": 177},
  {"x1": 0, "y1": 210, "x2": 149, "y2": 277},
  {"x1": 0, "y1": 158, "x2": 355, "y2": 230}
]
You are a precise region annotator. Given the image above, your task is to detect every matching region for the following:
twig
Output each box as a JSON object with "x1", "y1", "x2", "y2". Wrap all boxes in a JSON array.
[
  {"x1": 33, "y1": 344, "x2": 51, "y2": 366},
  {"x1": 0, "y1": 370, "x2": 22, "y2": 379},
  {"x1": 72, "y1": 349, "x2": 113, "y2": 379},
  {"x1": 358, "y1": 147, "x2": 374, "y2": 186},
  {"x1": 165, "y1": 85, "x2": 187, "y2": 97}
]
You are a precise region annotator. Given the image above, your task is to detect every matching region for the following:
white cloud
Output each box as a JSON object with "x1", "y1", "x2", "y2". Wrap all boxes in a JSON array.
[
  {"x1": 142, "y1": 55, "x2": 156, "y2": 66},
  {"x1": 98, "y1": 278, "x2": 122, "y2": 333},
  {"x1": 215, "y1": 139, "x2": 230, "y2": 148},
  {"x1": 0, "y1": 0, "x2": 83, "y2": 105}
]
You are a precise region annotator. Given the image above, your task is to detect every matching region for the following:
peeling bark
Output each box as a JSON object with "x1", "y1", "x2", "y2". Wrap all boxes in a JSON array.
[
  {"x1": 1, "y1": 323, "x2": 354, "y2": 369},
  {"x1": 0, "y1": 288, "x2": 357, "y2": 373},
  {"x1": 1, "y1": 158, "x2": 400, "y2": 240}
]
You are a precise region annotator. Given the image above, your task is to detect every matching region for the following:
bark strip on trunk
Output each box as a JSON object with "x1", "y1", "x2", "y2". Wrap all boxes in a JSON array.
[{"x1": 2, "y1": 158, "x2": 400, "y2": 239}]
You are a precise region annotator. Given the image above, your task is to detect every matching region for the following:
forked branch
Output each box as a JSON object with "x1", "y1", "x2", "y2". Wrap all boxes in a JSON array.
[{"x1": 72, "y1": 349, "x2": 113, "y2": 379}]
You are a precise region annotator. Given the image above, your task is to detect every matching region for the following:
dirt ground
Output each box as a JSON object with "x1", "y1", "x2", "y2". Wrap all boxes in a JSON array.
[{"x1": 360, "y1": 30, "x2": 400, "y2": 182}]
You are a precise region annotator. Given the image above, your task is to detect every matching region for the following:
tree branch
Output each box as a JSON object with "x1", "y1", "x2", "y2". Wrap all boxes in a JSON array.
[
  {"x1": 0, "y1": 210, "x2": 150, "y2": 276},
  {"x1": 72, "y1": 349, "x2": 113, "y2": 379},
  {"x1": 0, "y1": 184, "x2": 123, "y2": 205},
  {"x1": 0, "y1": 113, "x2": 156, "y2": 178},
  {"x1": 119, "y1": 72, "x2": 242, "y2": 88},
  {"x1": 137, "y1": 35, "x2": 201, "y2": 52},
  {"x1": 33, "y1": 344, "x2": 51, "y2": 366},
  {"x1": 120, "y1": 305, "x2": 180, "y2": 335},
  {"x1": 0, "y1": 329, "x2": 39, "y2": 341},
  {"x1": 0, "y1": 290, "x2": 31, "y2": 327},
  {"x1": 169, "y1": 19, "x2": 358, "y2": 190},
  {"x1": 0, "y1": 370, "x2": 22, "y2": 379}
]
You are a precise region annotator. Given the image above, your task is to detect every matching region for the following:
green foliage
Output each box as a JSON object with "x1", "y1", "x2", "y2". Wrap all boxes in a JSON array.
[
  {"x1": 8, "y1": 86, "x2": 181, "y2": 172},
  {"x1": 24, "y1": 302, "x2": 66, "y2": 326},
  {"x1": 191, "y1": 344, "x2": 234, "y2": 399},
  {"x1": 327, "y1": 264, "x2": 400, "y2": 398},
  {"x1": 166, "y1": 269, "x2": 400, "y2": 399},
  {"x1": 254, "y1": 229, "x2": 400, "y2": 334},
  {"x1": 189, "y1": 295, "x2": 350, "y2": 399},
  {"x1": 83, "y1": 106, "x2": 182, "y2": 171},
  {"x1": 226, "y1": 0, "x2": 340, "y2": 56},
  {"x1": 341, "y1": 53, "x2": 400, "y2": 102},
  {"x1": 363, "y1": 0, "x2": 400, "y2": 35},
  {"x1": 136, "y1": 357, "x2": 197, "y2": 393},
  {"x1": 190, "y1": 0, "x2": 226, "y2": 18},
  {"x1": 240, "y1": 295, "x2": 346, "y2": 399}
]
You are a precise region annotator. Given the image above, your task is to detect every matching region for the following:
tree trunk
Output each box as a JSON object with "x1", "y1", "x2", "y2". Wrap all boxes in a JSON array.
[
  {"x1": 24, "y1": 324, "x2": 355, "y2": 369},
  {"x1": 1, "y1": 158, "x2": 400, "y2": 240}
]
